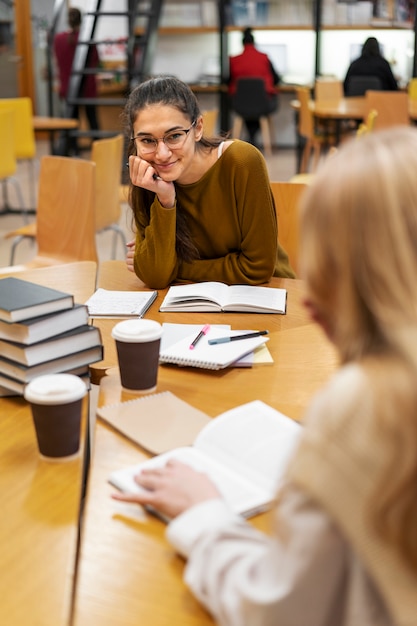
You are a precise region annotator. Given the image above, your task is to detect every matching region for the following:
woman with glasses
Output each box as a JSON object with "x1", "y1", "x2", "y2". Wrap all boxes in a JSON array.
[{"x1": 124, "y1": 75, "x2": 295, "y2": 289}]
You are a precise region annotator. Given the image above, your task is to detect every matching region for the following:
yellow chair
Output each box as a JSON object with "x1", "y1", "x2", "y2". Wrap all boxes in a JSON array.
[
  {"x1": 365, "y1": 91, "x2": 410, "y2": 130},
  {"x1": 270, "y1": 181, "x2": 308, "y2": 275},
  {"x1": 356, "y1": 109, "x2": 378, "y2": 137},
  {"x1": 91, "y1": 134, "x2": 126, "y2": 259},
  {"x1": 408, "y1": 78, "x2": 417, "y2": 100},
  {"x1": 1, "y1": 155, "x2": 98, "y2": 271},
  {"x1": 0, "y1": 97, "x2": 37, "y2": 208},
  {"x1": 202, "y1": 109, "x2": 219, "y2": 136},
  {"x1": 0, "y1": 108, "x2": 27, "y2": 222}
]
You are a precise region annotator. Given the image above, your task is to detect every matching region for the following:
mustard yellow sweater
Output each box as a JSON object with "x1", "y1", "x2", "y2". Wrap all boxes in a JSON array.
[{"x1": 133, "y1": 140, "x2": 295, "y2": 289}]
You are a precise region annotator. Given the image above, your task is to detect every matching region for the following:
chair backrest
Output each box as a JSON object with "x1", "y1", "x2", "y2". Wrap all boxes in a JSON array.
[
  {"x1": 232, "y1": 78, "x2": 272, "y2": 118},
  {"x1": 270, "y1": 181, "x2": 308, "y2": 275},
  {"x1": 408, "y1": 78, "x2": 417, "y2": 100},
  {"x1": 36, "y1": 156, "x2": 98, "y2": 263},
  {"x1": 365, "y1": 90, "x2": 410, "y2": 130},
  {"x1": 295, "y1": 87, "x2": 314, "y2": 141},
  {"x1": 91, "y1": 134, "x2": 124, "y2": 231},
  {"x1": 0, "y1": 97, "x2": 36, "y2": 160},
  {"x1": 315, "y1": 78, "x2": 343, "y2": 101},
  {"x1": 345, "y1": 75, "x2": 382, "y2": 96},
  {"x1": 202, "y1": 109, "x2": 218, "y2": 136},
  {"x1": 0, "y1": 109, "x2": 17, "y2": 179}
]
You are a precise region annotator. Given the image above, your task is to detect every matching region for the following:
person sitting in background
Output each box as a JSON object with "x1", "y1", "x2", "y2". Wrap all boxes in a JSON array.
[
  {"x1": 344, "y1": 36, "x2": 398, "y2": 94},
  {"x1": 115, "y1": 126, "x2": 417, "y2": 625},
  {"x1": 124, "y1": 75, "x2": 294, "y2": 289},
  {"x1": 228, "y1": 27, "x2": 280, "y2": 145},
  {"x1": 54, "y1": 7, "x2": 100, "y2": 154}
]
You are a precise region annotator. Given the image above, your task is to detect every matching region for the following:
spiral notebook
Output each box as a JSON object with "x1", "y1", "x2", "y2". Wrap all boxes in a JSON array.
[{"x1": 159, "y1": 328, "x2": 269, "y2": 370}]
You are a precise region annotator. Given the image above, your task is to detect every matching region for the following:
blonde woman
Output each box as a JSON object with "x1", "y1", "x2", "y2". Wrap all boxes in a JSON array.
[{"x1": 114, "y1": 127, "x2": 417, "y2": 625}]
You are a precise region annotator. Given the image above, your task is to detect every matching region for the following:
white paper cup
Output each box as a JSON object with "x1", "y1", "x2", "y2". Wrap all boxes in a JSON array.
[
  {"x1": 111, "y1": 319, "x2": 163, "y2": 393},
  {"x1": 24, "y1": 374, "x2": 87, "y2": 461}
]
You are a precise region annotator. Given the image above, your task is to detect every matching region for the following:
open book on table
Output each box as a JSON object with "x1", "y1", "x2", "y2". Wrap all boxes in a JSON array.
[
  {"x1": 109, "y1": 399, "x2": 301, "y2": 520},
  {"x1": 159, "y1": 282, "x2": 287, "y2": 313}
]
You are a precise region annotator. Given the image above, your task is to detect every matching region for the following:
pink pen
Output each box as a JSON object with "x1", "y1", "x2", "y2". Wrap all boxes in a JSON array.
[{"x1": 189, "y1": 324, "x2": 210, "y2": 350}]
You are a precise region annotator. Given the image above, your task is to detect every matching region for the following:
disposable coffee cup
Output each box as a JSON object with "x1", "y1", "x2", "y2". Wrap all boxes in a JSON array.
[
  {"x1": 24, "y1": 373, "x2": 87, "y2": 461},
  {"x1": 111, "y1": 319, "x2": 163, "y2": 393}
]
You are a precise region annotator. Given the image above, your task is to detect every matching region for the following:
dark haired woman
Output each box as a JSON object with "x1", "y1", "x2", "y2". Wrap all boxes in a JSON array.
[
  {"x1": 344, "y1": 36, "x2": 398, "y2": 94},
  {"x1": 125, "y1": 75, "x2": 294, "y2": 289}
]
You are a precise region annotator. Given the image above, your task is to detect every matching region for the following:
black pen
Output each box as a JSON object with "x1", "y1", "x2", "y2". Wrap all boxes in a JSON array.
[
  {"x1": 208, "y1": 330, "x2": 269, "y2": 345},
  {"x1": 189, "y1": 324, "x2": 210, "y2": 350}
]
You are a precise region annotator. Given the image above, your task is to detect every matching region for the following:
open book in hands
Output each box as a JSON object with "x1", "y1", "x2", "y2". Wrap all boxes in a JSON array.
[
  {"x1": 159, "y1": 282, "x2": 287, "y2": 313},
  {"x1": 109, "y1": 399, "x2": 301, "y2": 520}
]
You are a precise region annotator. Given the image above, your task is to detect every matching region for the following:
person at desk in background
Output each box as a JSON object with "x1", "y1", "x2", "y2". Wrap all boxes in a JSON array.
[
  {"x1": 343, "y1": 36, "x2": 398, "y2": 94},
  {"x1": 115, "y1": 127, "x2": 417, "y2": 625},
  {"x1": 54, "y1": 7, "x2": 100, "y2": 154},
  {"x1": 228, "y1": 27, "x2": 280, "y2": 145},
  {"x1": 124, "y1": 75, "x2": 294, "y2": 289}
]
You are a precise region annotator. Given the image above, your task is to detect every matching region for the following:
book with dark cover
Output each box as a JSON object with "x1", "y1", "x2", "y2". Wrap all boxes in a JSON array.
[
  {"x1": 0, "y1": 304, "x2": 89, "y2": 345},
  {"x1": 0, "y1": 345, "x2": 103, "y2": 383},
  {"x1": 0, "y1": 324, "x2": 102, "y2": 366},
  {"x1": 0, "y1": 277, "x2": 74, "y2": 322}
]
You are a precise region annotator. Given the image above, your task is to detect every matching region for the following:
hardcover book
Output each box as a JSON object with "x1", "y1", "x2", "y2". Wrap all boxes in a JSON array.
[{"x1": 0, "y1": 277, "x2": 74, "y2": 322}]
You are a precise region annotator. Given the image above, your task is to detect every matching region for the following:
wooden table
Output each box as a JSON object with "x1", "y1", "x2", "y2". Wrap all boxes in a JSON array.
[
  {"x1": 33, "y1": 115, "x2": 79, "y2": 155},
  {"x1": 0, "y1": 262, "x2": 97, "y2": 626},
  {"x1": 72, "y1": 261, "x2": 338, "y2": 626}
]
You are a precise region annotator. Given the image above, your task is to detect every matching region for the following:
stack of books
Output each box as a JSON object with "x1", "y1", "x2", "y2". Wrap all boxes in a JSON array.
[{"x1": 0, "y1": 277, "x2": 103, "y2": 396}]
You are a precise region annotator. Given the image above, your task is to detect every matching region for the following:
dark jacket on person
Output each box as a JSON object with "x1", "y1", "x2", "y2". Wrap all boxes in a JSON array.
[{"x1": 344, "y1": 54, "x2": 398, "y2": 94}]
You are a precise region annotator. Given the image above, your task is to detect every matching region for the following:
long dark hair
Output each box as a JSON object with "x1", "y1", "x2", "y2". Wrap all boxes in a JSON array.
[{"x1": 124, "y1": 75, "x2": 223, "y2": 262}]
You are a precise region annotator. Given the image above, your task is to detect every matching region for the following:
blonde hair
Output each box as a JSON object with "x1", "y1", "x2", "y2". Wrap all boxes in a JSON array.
[{"x1": 300, "y1": 126, "x2": 417, "y2": 570}]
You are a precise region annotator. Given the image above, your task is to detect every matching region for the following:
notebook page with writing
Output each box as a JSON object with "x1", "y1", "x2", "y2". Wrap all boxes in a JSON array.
[
  {"x1": 159, "y1": 328, "x2": 269, "y2": 370},
  {"x1": 85, "y1": 288, "x2": 157, "y2": 318}
]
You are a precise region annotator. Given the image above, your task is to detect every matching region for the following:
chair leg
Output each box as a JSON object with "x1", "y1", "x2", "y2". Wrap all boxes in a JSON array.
[
  {"x1": 300, "y1": 140, "x2": 312, "y2": 173},
  {"x1": 9, "y1": 235, "x2": 29, "y2": 265},
  {"x1": 259, "y1": 116, "x2": 272, "y2": 156},
  {"x1": 232, "y1": 116, "x2": 243, "y2": 139},
  {"x1": 2, "y1": 177, "x2": 29, "y2": 224}
]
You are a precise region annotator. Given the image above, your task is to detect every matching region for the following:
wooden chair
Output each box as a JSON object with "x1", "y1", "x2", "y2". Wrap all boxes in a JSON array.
[
  {"x1": 91, "y1": 134, "x2": 126, "y2": 259},
  {"x1": 231, "y1": 77, "x2": 275, "y2": 155},
  {"x1": 270, "y1": 181, "x2": 308, "y2": 275},
  {"x1": 1, "y1": 156, "x2": 98, "y2": 272},
  {"x1": 202, "y1": 109, "x2": 219, "y2": 136},
  {"x1": 5, "y1": 135, "x2": 126, "y2": 265},
  {"x1": 314, "y1": 78, "x2": 343, "y2": 102},
  {"x1": 0, "y1": 97, "x2": 37, "y2": 208},
  {"x1": 0, "y1": 108, "x2": 27, "y2": 223},
  {"x1": 296, "y1": 87, "x2": 337, "y2": 173},
  {"x1": 365, "y1": 91, "x2": 410, "y2": 130}
]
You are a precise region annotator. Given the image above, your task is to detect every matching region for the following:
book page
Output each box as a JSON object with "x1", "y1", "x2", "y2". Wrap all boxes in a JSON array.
[
  {"x1": 109, "y1": 445, "x2": 273, "y2": 518},
  {"x1": 85, "y1": 288, "x2": 157, "y2": 318},
  {"x1": 194, "y1": 400, "x2": 301, "y2": 493},
  {"x1": 160, "y1": 282, "x2": 228, "y2": 309},
  {"x1": 224, "y1": 285, "x2": 287, "y2": 313}
]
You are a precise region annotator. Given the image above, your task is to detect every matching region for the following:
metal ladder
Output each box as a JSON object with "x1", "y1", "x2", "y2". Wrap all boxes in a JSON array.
[{"x1": 49, "y1": 0, "x2": 163, "y2": 142}]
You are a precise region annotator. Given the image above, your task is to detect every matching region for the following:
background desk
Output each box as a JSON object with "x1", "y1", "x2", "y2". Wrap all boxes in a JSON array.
[
  {"x1": 33, "y1": 116, "x2": 79, "y2": 155},
  {"x1": 73, "y1": 261, "x2": 338, "y2": 626}
]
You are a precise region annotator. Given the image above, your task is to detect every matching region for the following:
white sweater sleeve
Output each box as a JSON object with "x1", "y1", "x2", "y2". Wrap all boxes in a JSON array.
[{"x1": 166, "y1": 485, "x2": 348, "y2": 626}]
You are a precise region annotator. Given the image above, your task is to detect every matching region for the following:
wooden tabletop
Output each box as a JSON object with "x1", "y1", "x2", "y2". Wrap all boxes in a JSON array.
[
  {"x1": 33, "y1": 116, "x2": 79, "y2": 131},
  {"x1": 72, "y1": 261, "x2": 338, "y2": 626},
  {"x1": 0, "y1": 394, "x2": 89, "y2": 626},
  {"x1": 291, "y1": 96, "x2": 417, "y2": 122}
]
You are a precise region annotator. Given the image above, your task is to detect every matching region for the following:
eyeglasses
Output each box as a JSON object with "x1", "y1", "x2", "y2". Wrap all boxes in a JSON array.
[{"x1": 131, "y1": 121, "x2": 196, "y2": 155}]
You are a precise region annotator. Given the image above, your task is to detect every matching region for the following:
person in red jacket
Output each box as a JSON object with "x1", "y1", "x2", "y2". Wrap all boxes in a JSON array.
[
  {"x1": 229, "y1": 27, "x2": 280, "y2": 145},
  {"x1": 54, "y1": 7, "x2": 100, "y2": 154}
]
